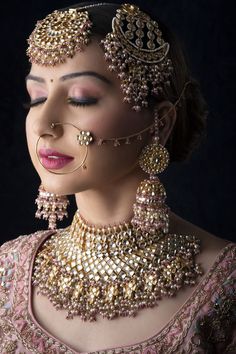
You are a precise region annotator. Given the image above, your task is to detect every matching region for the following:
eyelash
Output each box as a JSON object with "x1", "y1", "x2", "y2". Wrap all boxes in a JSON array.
[
  {"x1": 23, "y1": 97, "x2": 47, "y2": 109},
  {"x1": 67, "y1": 97, "x2": 98, "y2": 107},
  {"x1": 23, "y1": 97, "x2": 98, "y2": 109}
]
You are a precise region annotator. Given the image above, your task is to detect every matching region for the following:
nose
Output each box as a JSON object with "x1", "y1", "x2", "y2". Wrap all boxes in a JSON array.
[
  {"x1": 33, "y1": 119, "x2": 64, "y2": 139},
  {"x1": 31, "y1": 100, "x2": 64, "y2": 139}
]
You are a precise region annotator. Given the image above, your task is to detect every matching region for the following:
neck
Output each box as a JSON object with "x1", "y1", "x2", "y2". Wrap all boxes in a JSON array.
[{"x1": 75, "y1": 170, "x2": 146, "y2": 226}]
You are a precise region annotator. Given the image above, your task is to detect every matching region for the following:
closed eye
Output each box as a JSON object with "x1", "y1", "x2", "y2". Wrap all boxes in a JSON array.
[
  {"x1": 23, "y1": 96, "x2": 98, "y2": 110},
  {"x1": 67, "y1": 97, "x2": 98, "y2": 107},
  {"x1": 23, "y1": 97, "x2": 47, "y2": 109}
]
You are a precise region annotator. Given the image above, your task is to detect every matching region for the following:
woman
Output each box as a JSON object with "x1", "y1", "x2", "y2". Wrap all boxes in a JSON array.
[{"x1": 0, "y1": 1, "x2": 235, "y2": 353}]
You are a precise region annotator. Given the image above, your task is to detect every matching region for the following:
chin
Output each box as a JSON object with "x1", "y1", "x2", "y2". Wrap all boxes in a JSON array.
[
  {"x1": 40, "y1": 179, "x2": 68, "y2": 195},
  {"x1": 39, "y1": 173, "x2": 90, "y2": 196}
]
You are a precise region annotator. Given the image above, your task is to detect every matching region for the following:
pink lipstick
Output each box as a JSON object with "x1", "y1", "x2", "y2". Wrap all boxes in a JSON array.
[{"x1": 39, "y1": 148, "x2": 74, "y2": 170}]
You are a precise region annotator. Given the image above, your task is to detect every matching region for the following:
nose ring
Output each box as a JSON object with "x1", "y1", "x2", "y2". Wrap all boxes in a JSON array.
[{"x1": 35, "y1": 122, "x2": 94, "y2": 175}]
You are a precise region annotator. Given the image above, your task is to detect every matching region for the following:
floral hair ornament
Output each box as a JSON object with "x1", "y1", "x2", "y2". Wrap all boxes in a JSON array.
[
  {"x1": 27, "y1": 8, "x2": 93, "y2": 66},
  {"x1": 101, "y1": 4, "x2": 173, "y2": 111}
]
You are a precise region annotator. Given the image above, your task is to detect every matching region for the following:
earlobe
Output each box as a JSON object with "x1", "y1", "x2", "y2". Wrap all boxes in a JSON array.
[{"x1": 155, "y1": 101, "x2": 177, "y2": 146}]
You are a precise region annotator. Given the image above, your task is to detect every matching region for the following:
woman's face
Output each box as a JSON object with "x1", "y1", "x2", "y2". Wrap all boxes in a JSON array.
[{"x1": 26, "y1": 40, "x2": 153, "y2": 195}]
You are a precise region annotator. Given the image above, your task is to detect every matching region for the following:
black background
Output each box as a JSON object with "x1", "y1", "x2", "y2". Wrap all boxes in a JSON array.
[{"x1": 0, "y1": 0, "x2": 235, "y2": 244}]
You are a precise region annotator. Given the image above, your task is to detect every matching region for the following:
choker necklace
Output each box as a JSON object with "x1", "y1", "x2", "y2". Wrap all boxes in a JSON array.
[{"x1": 32, "y1": 211, "x2": 203, "y2": 321}]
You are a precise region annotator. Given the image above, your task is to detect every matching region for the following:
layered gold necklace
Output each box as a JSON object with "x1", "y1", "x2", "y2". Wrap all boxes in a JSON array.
[{"x1": 32, "y1": 211, "x2": 203, "y2": 321}]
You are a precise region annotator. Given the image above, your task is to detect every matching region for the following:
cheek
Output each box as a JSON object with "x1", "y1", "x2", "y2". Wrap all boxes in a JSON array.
[
  {"x1": 25, "y1": 114, "x2": 40, "y2": 168},
  {"x1": 25, "y1": 115, "x2": 33, "y2": 154},
  {"x1": 84, "y1": 103, "x2": 144, "y2": 140},
  {"x1": 79, "y1": 108, "x2": 150, "y2": 184},
  {"x1": 84, "y1": 141, "x2": 143, "y2": 184}
]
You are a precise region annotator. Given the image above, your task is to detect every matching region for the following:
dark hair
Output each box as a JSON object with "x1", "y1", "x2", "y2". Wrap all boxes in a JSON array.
[{"x1": 62, "y1": 1, "x2": 208, "y2": 163}]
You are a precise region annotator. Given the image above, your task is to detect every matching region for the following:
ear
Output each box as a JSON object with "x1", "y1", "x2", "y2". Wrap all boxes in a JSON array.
[{"x1": 155, "y1": 101, "x2": 176, "y2": 146}]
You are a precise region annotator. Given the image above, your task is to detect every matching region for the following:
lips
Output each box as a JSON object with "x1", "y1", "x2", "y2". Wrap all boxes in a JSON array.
[{"x1": 39, "y1": 148, "x2": 74, "y2": 170}]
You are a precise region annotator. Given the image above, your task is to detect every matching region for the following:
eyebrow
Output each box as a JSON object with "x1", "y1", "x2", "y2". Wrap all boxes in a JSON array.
[{"x1": 25, "y1": 71, "x2": 112, "y2": 85}]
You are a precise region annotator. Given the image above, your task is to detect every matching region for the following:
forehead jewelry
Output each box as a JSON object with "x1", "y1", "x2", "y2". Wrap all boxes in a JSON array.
[
  {"x1": 36, "y1": 122, "x2": 93, "y2": 175},
  {"x1": 27, "y1": 8, "x2": 92, "y2": 66},
  {"x1": 101, "y1": 4, "x2": 173, "y2": 111},
  {"x1": 27, "y1": 3, "x2": 173, "y2": 111},
  {"x1": 26, "y1": 3, "x2": 114, "y2": 66}
]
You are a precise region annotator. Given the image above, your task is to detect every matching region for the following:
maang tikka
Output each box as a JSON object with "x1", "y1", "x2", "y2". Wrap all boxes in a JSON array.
[
  {"x1": 131, "y1": 108, "x2": 170, "y2": 237},
  {"x1": 27, "y1": 8, "x2": 93, "y2": 66}
]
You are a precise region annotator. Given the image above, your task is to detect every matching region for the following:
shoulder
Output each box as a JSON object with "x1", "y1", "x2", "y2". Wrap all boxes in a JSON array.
[
  {"x1": 0, "y1": 230, "x2": 54, "y2": 268},
  {"x1": 168, "y1": 214, "x2": 236, "y2": 351},
  {"x1": 169, "y1": 211, "x2": 234, "y2": 279},
  {"x1": 0, "y1": 230, "x2": 55, "y2": 302},
  {"x1": 191, "y1": 244, "x2": 236, "y2": 352},
  {"x1": 169, "y1": 211, "x2": 235, "y2": 293},
  {"x1": 169, "y1": 211, "x2": 232, "y2": 251},
  {"x1": 0, "y1": 230, "x2": 48, "y2": 254}
]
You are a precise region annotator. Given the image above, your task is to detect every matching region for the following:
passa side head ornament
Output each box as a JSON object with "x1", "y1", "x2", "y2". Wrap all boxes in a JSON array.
[{"x1": 101, "y1": 4, "x2": 173, "y2": 111}]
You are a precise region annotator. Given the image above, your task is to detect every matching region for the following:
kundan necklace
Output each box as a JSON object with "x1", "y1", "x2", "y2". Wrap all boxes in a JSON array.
[{"x1": 32, "y1": 211, "x2": 203, "y2": 321}]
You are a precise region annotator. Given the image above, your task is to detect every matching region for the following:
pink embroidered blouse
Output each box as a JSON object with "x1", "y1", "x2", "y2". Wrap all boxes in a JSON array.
[{"x1": 0, "y1": 230, "x2": 235, "y2": 354}]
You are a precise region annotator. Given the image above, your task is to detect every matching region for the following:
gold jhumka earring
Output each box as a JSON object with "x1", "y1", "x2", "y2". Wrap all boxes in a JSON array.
[{"x1": 131, "y1": 108, "x2": 170, "y2": 237}]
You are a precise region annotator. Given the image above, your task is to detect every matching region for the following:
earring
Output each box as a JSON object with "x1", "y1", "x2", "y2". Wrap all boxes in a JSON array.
[
  {"x1": 35, "y1": 185, "x2": 69, "y2": 230},
  {"x1": 131, "y1": 108, "x2": 170, "y2": 238}
]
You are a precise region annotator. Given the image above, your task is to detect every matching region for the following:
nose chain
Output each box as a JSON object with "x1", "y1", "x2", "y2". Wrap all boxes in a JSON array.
[{"x1": 35, "y1": 81, "x2": 190, "y2": 175}]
